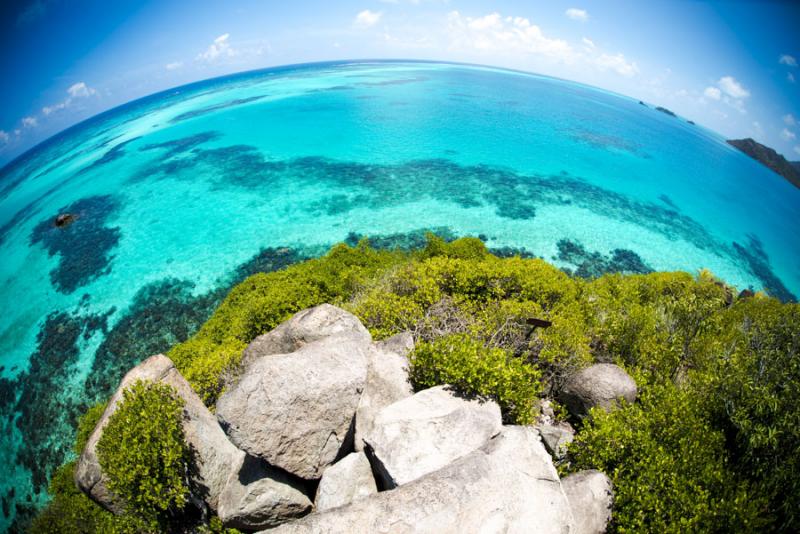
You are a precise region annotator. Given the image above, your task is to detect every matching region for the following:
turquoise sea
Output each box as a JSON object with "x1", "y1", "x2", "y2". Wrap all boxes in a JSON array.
[{"x1": 0, "y1": 60, "x2": 798, "y2": 530}]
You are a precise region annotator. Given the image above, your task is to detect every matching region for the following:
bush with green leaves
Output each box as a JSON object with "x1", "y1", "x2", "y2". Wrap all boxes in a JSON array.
[
  {"x1": 96, "y1": 380, "x2": 189, "y2": 527},
  {"x1": 570, "y1": 384, "x2": 767, "y2": 533},
  {"x1": 410, "y1": 333, "x2": 542, "y2": 424}
]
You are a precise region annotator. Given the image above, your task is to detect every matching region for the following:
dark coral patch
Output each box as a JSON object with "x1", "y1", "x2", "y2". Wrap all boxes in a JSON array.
[
  {"x1": 2, "y1": 307, "x2": 113, "y2": 504},
  {"x1": 30, "y1": 195, "x2": 121, "y2": 293},
  {"x1": 76, "y1": 136, "x2": 142, "y2": 175},
  {"x1": 344, "y1": 227, "x2": 458, "y2": 251},
  {"x1": 139, "y1": 130, "x2": 222, "y2": 158},
  {"x1": 170, "y1": 96, "x2": 267, "y2": 123},
  {"x1": 732, "y1": 234, "x2": 796, "y2": 302},
  {"x1": 556, "y1": 238, "x2": 653, "y2": 278}
]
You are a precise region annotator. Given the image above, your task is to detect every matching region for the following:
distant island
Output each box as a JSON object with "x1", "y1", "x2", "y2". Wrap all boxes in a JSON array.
[{"x1": 727, "y1": 138, "x2": 800, "y2": 189}]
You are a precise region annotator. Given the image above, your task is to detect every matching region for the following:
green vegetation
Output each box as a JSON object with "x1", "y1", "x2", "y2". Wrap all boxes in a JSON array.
[
  {"x1": 34, "y1": 235, "x2": 799, "y2": 532},
  {"x1": 410, "y1": 334, "x2": 541, "y2": 424},
  {"x1": 96, "y1": 380, "x2": 189, "y2": 528}
]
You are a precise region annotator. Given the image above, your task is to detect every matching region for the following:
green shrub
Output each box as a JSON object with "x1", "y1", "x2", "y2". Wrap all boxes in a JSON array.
[
  {"x1": 74, "y1": 401, "x2": 108, "y2": 456},
  {"x1": 570, "y1": 384, "x2": 768, "y2": 533},
  {"x1": 96, "y1": 380, "x2": 189, "y2": 527},
  {"x1": 29, "y1": 462, "x2": 117, "y2": 534},
  {"x1": 410, "y1": 333, "x2": 542, "y2": 424}
]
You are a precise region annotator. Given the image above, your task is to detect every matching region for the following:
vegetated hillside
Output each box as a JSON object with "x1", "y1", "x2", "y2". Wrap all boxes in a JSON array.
[
  {"x1": 727, "y1": 138, "x2": 800, "y2": 189},
  {"x1": 34, "y1": 235, "x2": 799, "y2": 533}
]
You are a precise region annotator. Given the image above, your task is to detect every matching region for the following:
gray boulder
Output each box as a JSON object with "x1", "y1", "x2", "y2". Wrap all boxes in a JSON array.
[
  {"x1": 217, "y1": 335, "x2": 369, "y2": 479},
  {"x1": 538, "y1": 422, "x2": 575, "y2": 461},
  {"x1": 268, "y1": 426, "x2": 575, "y2": 534},
  {"x1": 218, "y1": 454, "x2": 313, "y2": 530},
  {"x1": 364, "y1": 385, "x2": 502, "y2": 488},
  {"x1": 241, "y1": 304, "x2": 371, "y2": 367},
  {"x1": 315, "y1": 452, "x2": 377, "y2": 512},
  {"x1": 562, "y1": 470, "x2": 613, "y2": 534},
  {"x1": 75, "y1": 354, "x2": 240, "y2": 512},
  {"x1": 354, "y1": 336, "x2": 414, "y2": 452},
  {"x1": 559, "y1": 364, "x2": 637, "y2": 419}
]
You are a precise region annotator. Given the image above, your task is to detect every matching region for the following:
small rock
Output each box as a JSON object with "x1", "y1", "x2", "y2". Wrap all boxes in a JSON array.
[
  {"x1": 269, "y1": 426, "x2": 575, "y2": 534},
  {"x1": 354, "y1": 337, "x2": 414, "y2": 452},
  {"x1": 217, "y1": 335, "x2": 369, "y2": 480},
  {"x1": 375, "y1": 331, "x2": 414, "y2": 357},
  {"x1": 54, "y1": 213, "x2": 76, "y2": 228},
  {"x1": 315, "y1": 452, "x2": 377, "y2": 512},
  {"x1": 241, "y1": 304, "x2": 371, "y2": 367},
  {"x1": 364, "y1": 385, "x2": 502, "y2": 488},
  {"x1": 218, "y1": 454, "x2": 313, "y2": 530},
  {"x1": 559, "y1": 363, "x2": 637, "y2": 419},
  {"x1": 562, "y1": 470, "x2": 614, "y2": 534},
  {"x1": 538, "y1": 422, "x2": 575, "y2": 461}
]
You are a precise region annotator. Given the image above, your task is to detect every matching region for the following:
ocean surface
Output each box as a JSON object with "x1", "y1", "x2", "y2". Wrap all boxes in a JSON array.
[{"x1": 0, "y1": 60, "x2": 798, "y2": 529}]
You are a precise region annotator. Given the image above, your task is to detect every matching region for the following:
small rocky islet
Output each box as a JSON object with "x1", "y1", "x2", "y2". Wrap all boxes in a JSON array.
[{"x1": 75, "y1": 304, "x2": 628, "y2": 533}]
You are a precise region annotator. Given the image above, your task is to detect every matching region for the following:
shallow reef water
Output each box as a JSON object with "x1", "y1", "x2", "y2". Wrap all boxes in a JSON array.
[{"x1": 0, "y1": 60, "x2": 799, "y2": 530}]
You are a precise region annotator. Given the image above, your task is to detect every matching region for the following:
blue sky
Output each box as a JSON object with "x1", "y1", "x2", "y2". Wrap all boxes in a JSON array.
[{"x1": 1, "y1": 0, "x2": 798, "y2": 166}]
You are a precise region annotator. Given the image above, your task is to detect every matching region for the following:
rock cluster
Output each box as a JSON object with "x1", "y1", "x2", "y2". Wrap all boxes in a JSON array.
[{"x1": 75, "y1": 304, "x2": 617, "y2": 532}]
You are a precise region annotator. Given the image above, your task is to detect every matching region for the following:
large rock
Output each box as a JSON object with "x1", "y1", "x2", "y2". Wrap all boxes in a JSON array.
[
  {"x1": 218, "y1": 454, "x2": 313, "y2": 530},
  {"x1": 559, "y1": 364, "x2": 637, "y2": 419},
  {"x1": 315, "y1": 452, "x2": 377, "y2": 512},
  {"x1": 241, "y1": 304, "x2": 371, "y2": 366},
  {"x1": 561, "y1": 470, "x2": 613, "y2": 534},
  {"x1": 364, "y1": 385, "x2": 502, "y2": 488},
  {"x1": 75, "y1": 354, "x2": 241, "y2": 512},
  {"x1": 268, "y1": 426, "x2": 575, "y2": 534},
  {"x1": 217, "y1": 335, "x2": 370, "y2": 479},
  {"x1": 354, "y1": 334, "x2": 414, "y2": 452}
]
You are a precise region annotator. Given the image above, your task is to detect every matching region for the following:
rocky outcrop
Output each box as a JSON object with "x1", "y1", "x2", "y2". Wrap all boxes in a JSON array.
[
  {"x1": 78, "y1": 305, "x2": 615, "y2": 532},
  {"x1": 354, "y1": 332, "x2": 414, "y2": 451},
  {"x1": 315, "y1": 452, "x2": 377, "y2": 512},
  {"x1": 562, "y1": 470, "x2": 614, "y2": 534},
  {"x1": 218, "y1": 454, "x2": 312, "y2": 530},
  {"x1": 269, "y1": 426, "x2": 575, "y2": 534},
  {"x1": 75, "y1": 354, "x2": 312, "y2": 528},
  {"x1": 727, "y1": 138, "x2": 800, "y2": 189},
  {"x1": 559, "y1": 363, "x2": 637, "y2": 419},
  {"x1": 364, "y1": 385, "x2": 502, "y2": 488},
  {"x1": 217, "y1": 334, "x2": 370, "y2": 479},
  {"x1": 240, "y1": 304, "x2": 372, "y2": 366}
]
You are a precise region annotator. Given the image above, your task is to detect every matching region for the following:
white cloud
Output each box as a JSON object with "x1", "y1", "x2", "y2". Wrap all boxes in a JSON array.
[
  {"x1": 67, "y1": 82, "x2": 96, "y2": 98},
  {"x1": 794, "y1": 145, "x2": 800, "y2": 156},
  {"x1": 784, "y1": 114, "x2": 797, "y2": 126},
  {"x1": 781, "y1": 128, "x2": 796, "y2": 141},
  {"x1": 565, "y1": 8, "x2": 589, "y2": 21},
  {"x1": 703, "y1": 86, "x2": 721, "y2": 100},
  {"x1": 717, "y1": 76, "x2": 749, "y2": 99},
  {"x1": 0, "y1": 130, "x2": 9, "y2": 144},
  {"x1": 197, "y1": 33, "x2": 235, "y2": 62},
  {"x1": 165, "y1": 61, "x2": 184, "y2": 71},
  {"x1": 42, "y1": 102, "x2": 66, "y2": 115},
  {"x1": 446, "y1": 11, "x2": 573, "y2": 61},
  {"x1": 41, "y1": 81, "x2": 97, "y2": 115},
  {"x1": 752, "y1": 121, "x2": 764, "y2": 137},
  {"x1": 789, "y1": 72, "x2": 796, "y2": 84},
  {"x1": 354, "y1": 10, "x2": 382, "y2": 28},
  {"x1": 779, "y1": 54, "x2": 798, "y2": 67},
  {"x1": 22, "y1": 116, "x2": 37, "y2": 128},
  {"x1": 594, "y1": 53, "x2": 638, "y2": 77},
  {"x1": 581, "y1": 37, "x2": 595, "y2": 49}
]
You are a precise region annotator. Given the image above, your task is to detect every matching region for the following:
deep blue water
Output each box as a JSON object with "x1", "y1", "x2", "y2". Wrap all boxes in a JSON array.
[{"x1": 1, "y1": 60, "x2": 798, "y2": 530}]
